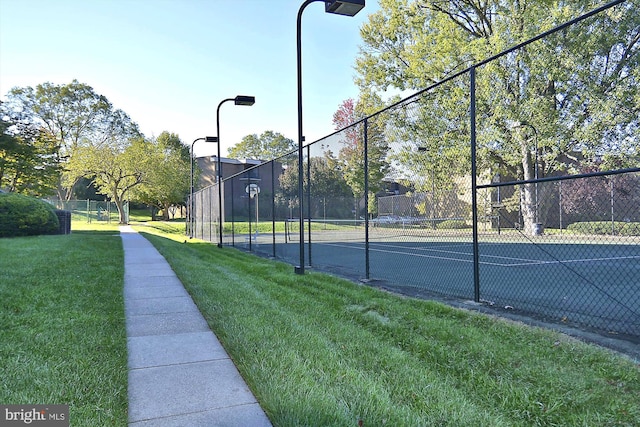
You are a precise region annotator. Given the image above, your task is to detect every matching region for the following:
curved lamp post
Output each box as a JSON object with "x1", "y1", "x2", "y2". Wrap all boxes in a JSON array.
[
  {"x1": 296, "y1": 0, "x2": 365, "y2": 274},
  {"x1": 216, "y1": 95, "x2": 256, "y2": 247},
  {"x1": 190, "y1": 136, "x2": 218, "y2": 238}
]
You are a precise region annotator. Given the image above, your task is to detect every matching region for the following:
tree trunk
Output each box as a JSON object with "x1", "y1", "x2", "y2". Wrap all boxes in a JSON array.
[
  {"x1": 520, "y1": 140, "x2": 540, "y2": 236},
  {"x1": 112, "y1": 191, "x2": 127, "y2": 224}
]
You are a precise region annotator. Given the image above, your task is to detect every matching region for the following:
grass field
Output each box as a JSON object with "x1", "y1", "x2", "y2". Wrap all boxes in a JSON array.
[
  {"x1": 2, "y1": 220, "x2": 639, "y2": 426},
  {"x1": 137, "y1": 221, "x2": 640, "y2": 427},
  {"x1": 0, "y1": 230, "x2": 128, "y2": 426}
]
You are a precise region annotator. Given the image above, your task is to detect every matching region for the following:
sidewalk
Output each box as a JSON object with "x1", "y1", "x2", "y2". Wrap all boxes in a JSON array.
[{"x1": 120, "y1": 226, "x2": 272, "y2": 426}]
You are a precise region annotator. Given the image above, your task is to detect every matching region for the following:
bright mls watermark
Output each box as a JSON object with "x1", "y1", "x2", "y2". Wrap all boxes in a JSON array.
[{"x1": 1, "y1": 405, "x2": 69, "y2": 426}]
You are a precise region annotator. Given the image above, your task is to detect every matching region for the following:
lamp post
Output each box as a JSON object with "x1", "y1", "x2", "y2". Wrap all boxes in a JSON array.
[
  {"x1": 296, "y1": 0, "x2": 365, "y2": 274},
  {"x1": 190, "y1": 136, "x2": 218, "y2": 238},
  {"x1": 216, "y1": 95, "x2": 256, "y2": 247}
]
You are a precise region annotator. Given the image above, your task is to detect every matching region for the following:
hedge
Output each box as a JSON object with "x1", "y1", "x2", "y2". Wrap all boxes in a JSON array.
[
  {"x1": 566, "y1": 221, "x2": 640, "y2": 236},
  {"x1": 0, "y1": 193, "x2": 60, "y2": 237}
]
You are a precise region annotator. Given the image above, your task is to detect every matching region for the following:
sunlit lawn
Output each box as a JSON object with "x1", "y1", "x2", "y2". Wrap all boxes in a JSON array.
[
  {"x1": 0, "y1": 229, "x2": 127, "y2": 426},
  {"x1": 2, "y1": 218, "x2": 638, "y2": 427}
]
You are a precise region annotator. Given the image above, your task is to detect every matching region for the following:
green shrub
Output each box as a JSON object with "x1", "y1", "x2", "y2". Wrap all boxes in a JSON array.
[
  {"x1": 436, "y1": 219, "x2": 470, "y2": 229},
  {"x1": 619, "y1": 222, "x2": 640, "y2": 236},
  {"x1": 566, "y1": 221, "x2": 640, "y2": 236},
  {"x1": 0, "y1": 193, "x2": 59, "y2": 237}
]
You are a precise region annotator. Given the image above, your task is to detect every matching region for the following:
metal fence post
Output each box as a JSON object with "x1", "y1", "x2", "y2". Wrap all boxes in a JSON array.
[
  {"x1": 558, "y1": 180, "x2": 563, "y2": 233},
  {"x1": 470, "y1": 66, "x2": 481, "y2": 303},
  {"x1": 248, "y1": 180, "x2": 253, "y2": 251},
  {"x1": 210, "y1": 186, "x2": 214, "y2": 242},
  {"x1": 272, "y1": 160, "x2": 277, "y2": 258},
  {"x1": 200, "y1": 191, "x2": 204, "y2": 240},
  {"x1": 364, "y1": 118, "x2": 370, "y2": 280},
  {"x1": 610, "y1": 178, "x2": 615, "y2": 235},
  {"x1": 307, "y1": 144, "x2": 312, "y2": 266},
  {"x1": 231, "y1": 178, "x2": 235, "y2": 246}
]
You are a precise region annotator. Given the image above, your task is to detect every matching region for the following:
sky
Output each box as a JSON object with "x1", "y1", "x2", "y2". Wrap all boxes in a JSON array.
[{"x1": 0, "y1": 0, "x2": 379, "y2": 157}]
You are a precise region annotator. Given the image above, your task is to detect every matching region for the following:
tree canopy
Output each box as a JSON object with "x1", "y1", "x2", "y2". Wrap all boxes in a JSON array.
[
  {"x1": 0, "y1": 114, "x2": 59, "y2": 196},
  {"x1": 130, "y1": 132, "x2": 191, "y2": 220},
  {"x1": 333, "y1": 97, "x2": 389, "y2": 206},
  {"x1": 2, "y1": 80, "x2": 140, "y2": 199},
  {"x1": 65, "y1": 132, "x2": 192, "y2": 223},
  {"x1": 229, "y1": 131, "x2": 296, "y2": 161},
  {"x1": 65, "y1": 137, "x2": 152, "y2": 223},
  {"x1": 355, "y1": 0, "x2": 639, "y2": 234},
  {"x1": 278, "y1": 155, "x2": 354, "y2": 219}
]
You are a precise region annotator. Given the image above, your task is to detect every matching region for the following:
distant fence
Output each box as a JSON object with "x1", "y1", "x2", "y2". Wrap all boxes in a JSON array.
[
  {"x1": 47, "y1": 200, "x2": 129, "y2": 224},
  {"x1": 191, "y1": 1, "x2": 639, "y2": 342}
]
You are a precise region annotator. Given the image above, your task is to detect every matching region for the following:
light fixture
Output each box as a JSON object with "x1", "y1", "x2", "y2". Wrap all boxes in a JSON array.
[
  {"x1": 234, "y1": 95, "x2": 256, "y2": 106},
  {"x1": 325, "y1": 0, "x2": 365, "y2": 16}
]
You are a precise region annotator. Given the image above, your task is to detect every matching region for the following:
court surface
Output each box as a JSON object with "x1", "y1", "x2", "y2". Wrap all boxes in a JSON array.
[{"x1": 256, "y1": 230, "x2": 640, "y2": 339}]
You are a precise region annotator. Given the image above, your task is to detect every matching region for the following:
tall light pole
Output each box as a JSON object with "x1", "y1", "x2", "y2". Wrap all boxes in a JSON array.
[
  {"x1": 190, "y1": 136, "x2": 218, "y2": 238},
  {"x1": 296, "y1": 0, "x2": 365, "y2": 274},
  {"x1": 216, "y1": 95, "x2": 256, "y2": 247}
]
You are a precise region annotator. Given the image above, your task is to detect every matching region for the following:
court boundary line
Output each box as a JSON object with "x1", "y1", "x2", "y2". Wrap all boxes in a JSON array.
[{"x1": 317, "y1": 241, "x2": 640, "y2": 268}]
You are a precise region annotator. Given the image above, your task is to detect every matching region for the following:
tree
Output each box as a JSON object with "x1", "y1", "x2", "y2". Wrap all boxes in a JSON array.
[
  {"x1": 2, "y1": 80, "x2": 140, "y2": 200},
  {"x1": 130, "y1": 133, "x2": 191, "y2": 220},
  {"x1": 228, "y1": 131, "x2": 296, "y2": 161},
  {"x1": 332, "y1": 96, "x2": 389, "y2": 215},
  {"x1": 0, "y1": 114, "x2": 60, "y2": 196},
  {"x1": 66, "y1": 138, "x2": 152, "y2": 223},
  {"x1": 156, "y1": 131, "x2": 190, "y2": 162},
  {"x1": 355, "y1": 0, "x2": 639, "y2": 234},
  {"x1": 278, "y1": 154, "x2": 353, "y2": 219}
]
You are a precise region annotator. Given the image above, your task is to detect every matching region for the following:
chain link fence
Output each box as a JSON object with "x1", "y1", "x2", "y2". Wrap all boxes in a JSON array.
[
  {"x1": 47, "y1": 199, "x2": 129, "y2": 224},
  {"x1": 191, "y1": 1, "x2": 639, "y2": 342}
]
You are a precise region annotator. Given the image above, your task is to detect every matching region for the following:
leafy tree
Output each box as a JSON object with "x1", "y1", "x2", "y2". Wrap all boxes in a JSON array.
[
  {"x1": 278, "y1": 153, "x2": 354, "y2": 219},
  {"x1": 130, "y1": 133, "x2": 191, "y2": 220},
  {"x1": 0, "y1": 114, "x2": 60, "y2": 196},
  {"x1": 355, "y1": 0, "x2": 639, "y2": 234},
  {"x1": 66, "y1": 138, "x2": 152, "y2": 223},
  {"x1": 2, "y1": 80, "x2": 140, "y2": 200},
  {"x1": 332, "y1": 96, "x2": 389, "y2": 215},
  {"x1": 156, "y1": 131, "x2": 190, "y2": 162},
  {"x1": 309, "y1": 155, "x2": 355, "y2": 218},
  {"x1": 229, "y1": 131, "x2": 296, "y2": 161}
]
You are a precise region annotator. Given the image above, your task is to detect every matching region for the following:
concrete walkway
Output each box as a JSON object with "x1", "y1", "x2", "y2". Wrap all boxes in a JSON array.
[{"x1": 121, "y1": 226, "x2": 272, "y2": 427}]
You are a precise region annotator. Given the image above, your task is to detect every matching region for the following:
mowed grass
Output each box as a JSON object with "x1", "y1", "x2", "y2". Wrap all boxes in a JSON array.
[
  {"x1": 0, "y1": 230, "x2": 127, "y2": 426},
  {"x1": 137, "y1": 223, "x2": 640, "y2": 427}
]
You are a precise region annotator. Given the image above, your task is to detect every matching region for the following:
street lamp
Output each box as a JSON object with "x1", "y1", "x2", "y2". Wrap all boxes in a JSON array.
[
  {"x1": 190, "y1": 136, "x2": 217, "y2": 238},
  {"x1": 296, "y1": 0, "x2": 365, "y2": 274},
  {"x1": 216, "y1": 95, "x2": 256, "y2": 247}
]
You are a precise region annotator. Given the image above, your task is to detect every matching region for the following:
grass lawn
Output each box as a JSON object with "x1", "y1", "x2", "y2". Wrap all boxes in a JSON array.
[
  {"x1": 0, "y1": 230, "x2": 127, "y2": 426},
  {"x1": 2, "y1": 219, "x2": 638, "y2": 426},
  {"x1": 137, "y1": 222, "x2": 640, "y2": 427}
]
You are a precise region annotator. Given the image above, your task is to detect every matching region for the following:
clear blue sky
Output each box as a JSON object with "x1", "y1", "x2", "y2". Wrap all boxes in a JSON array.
[{"x1": 0, "y1": 0, "x2": 379, "y2": 156}]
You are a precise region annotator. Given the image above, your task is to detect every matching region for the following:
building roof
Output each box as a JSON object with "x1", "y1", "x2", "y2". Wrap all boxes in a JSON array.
[{"x1": 206, "y1": 156, "x2": 264, "y2": 166}]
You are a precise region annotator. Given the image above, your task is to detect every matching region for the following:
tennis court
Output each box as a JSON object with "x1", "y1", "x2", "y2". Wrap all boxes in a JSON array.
[
  {"x1": 273, "y1": 219, "x2": 640, "y2": 338},
  {"x1": 186, "y1": 0, "x2": 640, "y2": 344}
]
